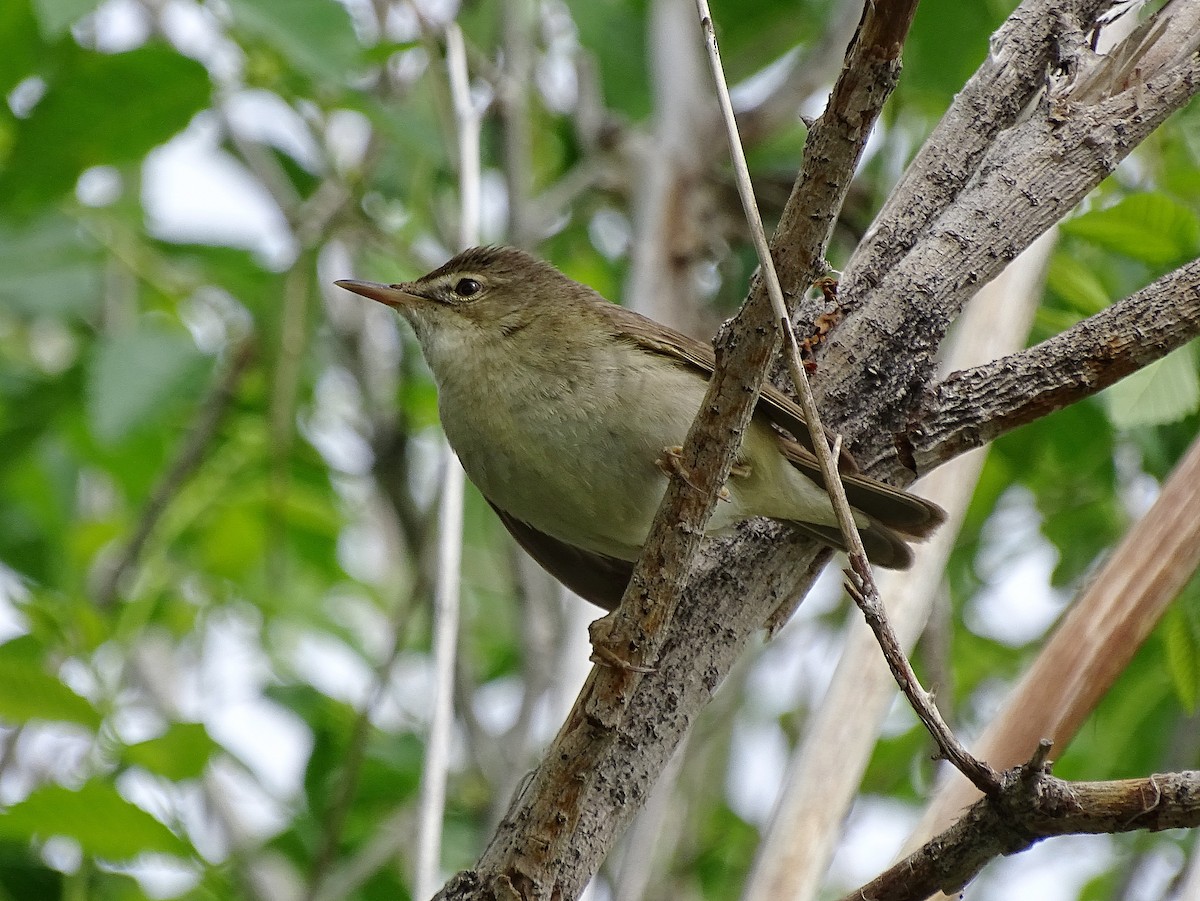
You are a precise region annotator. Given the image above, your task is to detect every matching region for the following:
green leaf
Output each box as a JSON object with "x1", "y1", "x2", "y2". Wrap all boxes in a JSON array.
[
  {"x1": 0, "y1": 44, "x2": 210, "y2": 213},
  {"x1": 124, "y1": 722, "x2": 220, "y2": 781},
  {"x1": 567, "y1": 0, "x2": 650, "y2": 119},
  {"x1": 0, "y1": 636, "x2": 101, "y2": 729},
  {"x1": 86, "y1": 324, "x2": 208, "y2": 445},
  {"x1": 995, "y1": 400, "x2": 1121, "y2": 585},
  {"x1": 30, "y1": 0, "x2": 101, "y2": 37},
  {"x1": 226, "y1": 0, "x2": 360, "y2": 85},
  {"x1": 1104, "y1": 344, "x2": 1200, "y2": 429},
  {"x1": 1045, "y1": 253, "x2": 1110, "y2": 316},
  {"x1": 1062, "y1": 193, "x2": 1200, "y2": 267},
  {"x1": 0, "y1": 841, "x2": 64, "y2": 900},
  {"x1": 1163, "y1": 606, "x2": 1200, "y2": 712},
  {"x1": 0, "y1": 779, "x2": 190, "y2": 859},
  {"x1": 901, "y1": 0, "x2": 1011, "y2": 114},
  {"x1": 0, "y1": 214, "x2": 103, "y2": 316},
  {"x1": 199, "y1": 503, "x2": 268, "y2": 578},
  {"x1": 0, "y1": 1, "x2": 43, "y2": 96}
]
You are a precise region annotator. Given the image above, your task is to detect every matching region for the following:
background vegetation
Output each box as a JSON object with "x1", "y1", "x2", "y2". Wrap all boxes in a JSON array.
[{"x1": 0, "y1": 0, "x2": 1197, "y2": 898}]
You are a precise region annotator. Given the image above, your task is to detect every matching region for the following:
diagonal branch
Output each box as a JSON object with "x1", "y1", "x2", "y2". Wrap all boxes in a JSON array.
[
  {"x1": 844, "y1": 0, "x2": 1113, "y2": 298},
  {"x1": 915, "y1": 257, "x2": 1200, "y2": 470},
  {"x1": 822, "y1": 3, "x2": 1200, "y2": 472}
]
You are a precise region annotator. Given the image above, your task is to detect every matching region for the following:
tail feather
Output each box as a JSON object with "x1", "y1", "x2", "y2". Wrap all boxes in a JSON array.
[
  {"x1": 776, "y1": 439, "x2": 945, "y2": 537},
  {"x1": 787, "y1": 520, "x2": 915, "y2": 570}
]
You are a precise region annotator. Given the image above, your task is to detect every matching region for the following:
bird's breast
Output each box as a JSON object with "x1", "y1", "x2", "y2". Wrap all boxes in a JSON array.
[{"x1": 435, "y1": 353, "x2": 705, "y2": 560}]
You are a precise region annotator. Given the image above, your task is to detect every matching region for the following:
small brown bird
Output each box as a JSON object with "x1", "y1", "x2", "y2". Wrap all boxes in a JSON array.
[{"x1": 337, "y1": 246, "x2": 943, "y2": 609}]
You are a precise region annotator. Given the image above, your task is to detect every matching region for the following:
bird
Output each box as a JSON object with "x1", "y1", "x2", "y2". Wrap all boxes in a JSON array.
[{"x1": 336, "y1": 246, "x2": 944, "y2": 610}]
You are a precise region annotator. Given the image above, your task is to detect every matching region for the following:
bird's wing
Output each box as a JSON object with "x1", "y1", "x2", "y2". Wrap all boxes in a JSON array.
[
  {"x1": 595, "y1": 302, "x2": 947, "y2": 535},
  {"x1": 595, "y1": 301, "x2": 841, "y2": 463},
  {"x1": 774, "y1": 439, "x2": 945, "y2": 537},
  {"x1": 487, "y1": 500, "x2": 633, "y2": 611}
]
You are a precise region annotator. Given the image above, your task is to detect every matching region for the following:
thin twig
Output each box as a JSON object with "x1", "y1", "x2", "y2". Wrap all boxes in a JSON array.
[
  {"x1": 743, "y1": 230, "x2": 1053, "y2": 901},
  {"x1": 414, "y1": 21, "x2": 477, "y2": 901},
  {"x1": 95, "y1": 338, "x2": 257, "y2": 608},
  {"x1": 695, "y1": 0, "x2": 999, "y2": 795},
  {"x1": 909, "y1": 428, "x2": 1200, "y2": 848}
]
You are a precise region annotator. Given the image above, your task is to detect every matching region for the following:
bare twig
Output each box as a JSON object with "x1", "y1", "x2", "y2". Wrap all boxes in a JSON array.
[
  {"x1": 842, "y1": 757, "x2": 1200, "y2": 901},
  {"x1": 698, "y1": 0, "x2": 998, "y2": 796},
  {"x1": 95, "y1": 338, "x2": 257, "y2": 607},
  {"x1": 743, "y1": 231, "x2": 1055, "y2": 901},
  {"x1": 909, "y1": 430, "x2": 1200, "y2": 849},
  {"x1": 415, "y1": 21, "x2": 478, "y2": 901}
]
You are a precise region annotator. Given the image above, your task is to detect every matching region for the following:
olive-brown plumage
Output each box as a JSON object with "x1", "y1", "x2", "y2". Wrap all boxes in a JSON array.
[{"x1": 336, "y1": 246, "x2": 944, "y2": 609}]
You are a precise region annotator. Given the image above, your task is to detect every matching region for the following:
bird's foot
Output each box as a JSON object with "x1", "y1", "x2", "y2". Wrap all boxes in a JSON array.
[
  {"x1": 655, "y1": 445, "x2": 695, "y2": 487},
  {"x1": 656, "y1": 445, "x2": 736, "y2": 501},
  {"x1": 588, "y1": 617, "x2": 657, "y2": 673}
]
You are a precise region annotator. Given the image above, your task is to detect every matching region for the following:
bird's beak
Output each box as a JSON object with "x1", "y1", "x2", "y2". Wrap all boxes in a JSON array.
[{"x1": 334, "y1": 279, "x2": 424, "y2": 308}]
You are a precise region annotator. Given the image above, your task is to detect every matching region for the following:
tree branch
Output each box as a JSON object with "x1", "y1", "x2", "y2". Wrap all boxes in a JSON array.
[
  {"x1": 908, "y1": 429, "x2": 1200, "y2": 852},
  {"x1": 704, "y1": 0, "x2": 997, "y2": 795},
  {"x1": 820, "y1": 4, "x2": 1200, "y2": 472},
  {"x1": 843, "y1": 0, "x2": 1112, "y2": 298},
  {"x1": 744, "y1": 231, "x2": 1051, "y2": 901},
  {"x1": 842, "y1": 755, "x2": 1200, "y2": 901},
  {"x1": 433, "y1": 2, "x2": 1199, "y2": 898},
  {"x1": 915, "y1": 258, "x2": 1200, "y2": 470}
]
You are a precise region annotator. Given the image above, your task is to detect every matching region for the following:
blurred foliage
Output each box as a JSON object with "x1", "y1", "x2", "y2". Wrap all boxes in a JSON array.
[{"x1": 0, "y1": 0, "x2": 1197, "y2": 899}]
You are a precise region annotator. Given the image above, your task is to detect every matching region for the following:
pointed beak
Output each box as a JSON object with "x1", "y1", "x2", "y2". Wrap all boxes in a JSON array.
[{"x1": 334, "y1": 279, "x2": 423, "y2": 308}]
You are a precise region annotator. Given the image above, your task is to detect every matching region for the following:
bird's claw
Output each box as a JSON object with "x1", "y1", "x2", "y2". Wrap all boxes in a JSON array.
[
  {"x1": 656, "y1": 445, "x2": 735, "y2": 501},
  {"x1": 588, "y1": 617, "x2": 657, "y2": 673}
]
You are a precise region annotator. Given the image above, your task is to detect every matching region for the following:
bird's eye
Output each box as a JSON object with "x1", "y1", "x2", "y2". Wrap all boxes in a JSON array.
[{"x1": 453, "y1": 278, "x2": 482, "y2": 298}]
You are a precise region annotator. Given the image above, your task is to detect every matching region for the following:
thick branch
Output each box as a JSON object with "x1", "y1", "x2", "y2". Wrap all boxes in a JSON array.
[
  {"x1": 821, "y1": 10, "x2": 1200, "y2": 470},
  {"x1": 842, "y1": 762, "x2": 1200, "y2": 901},
  {"x1": 915, "y1": 257, "x2": 1200, "y2": 470},
  {"x1": 843, "y1": 0, "x2": 1112, "y2": 299}
]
